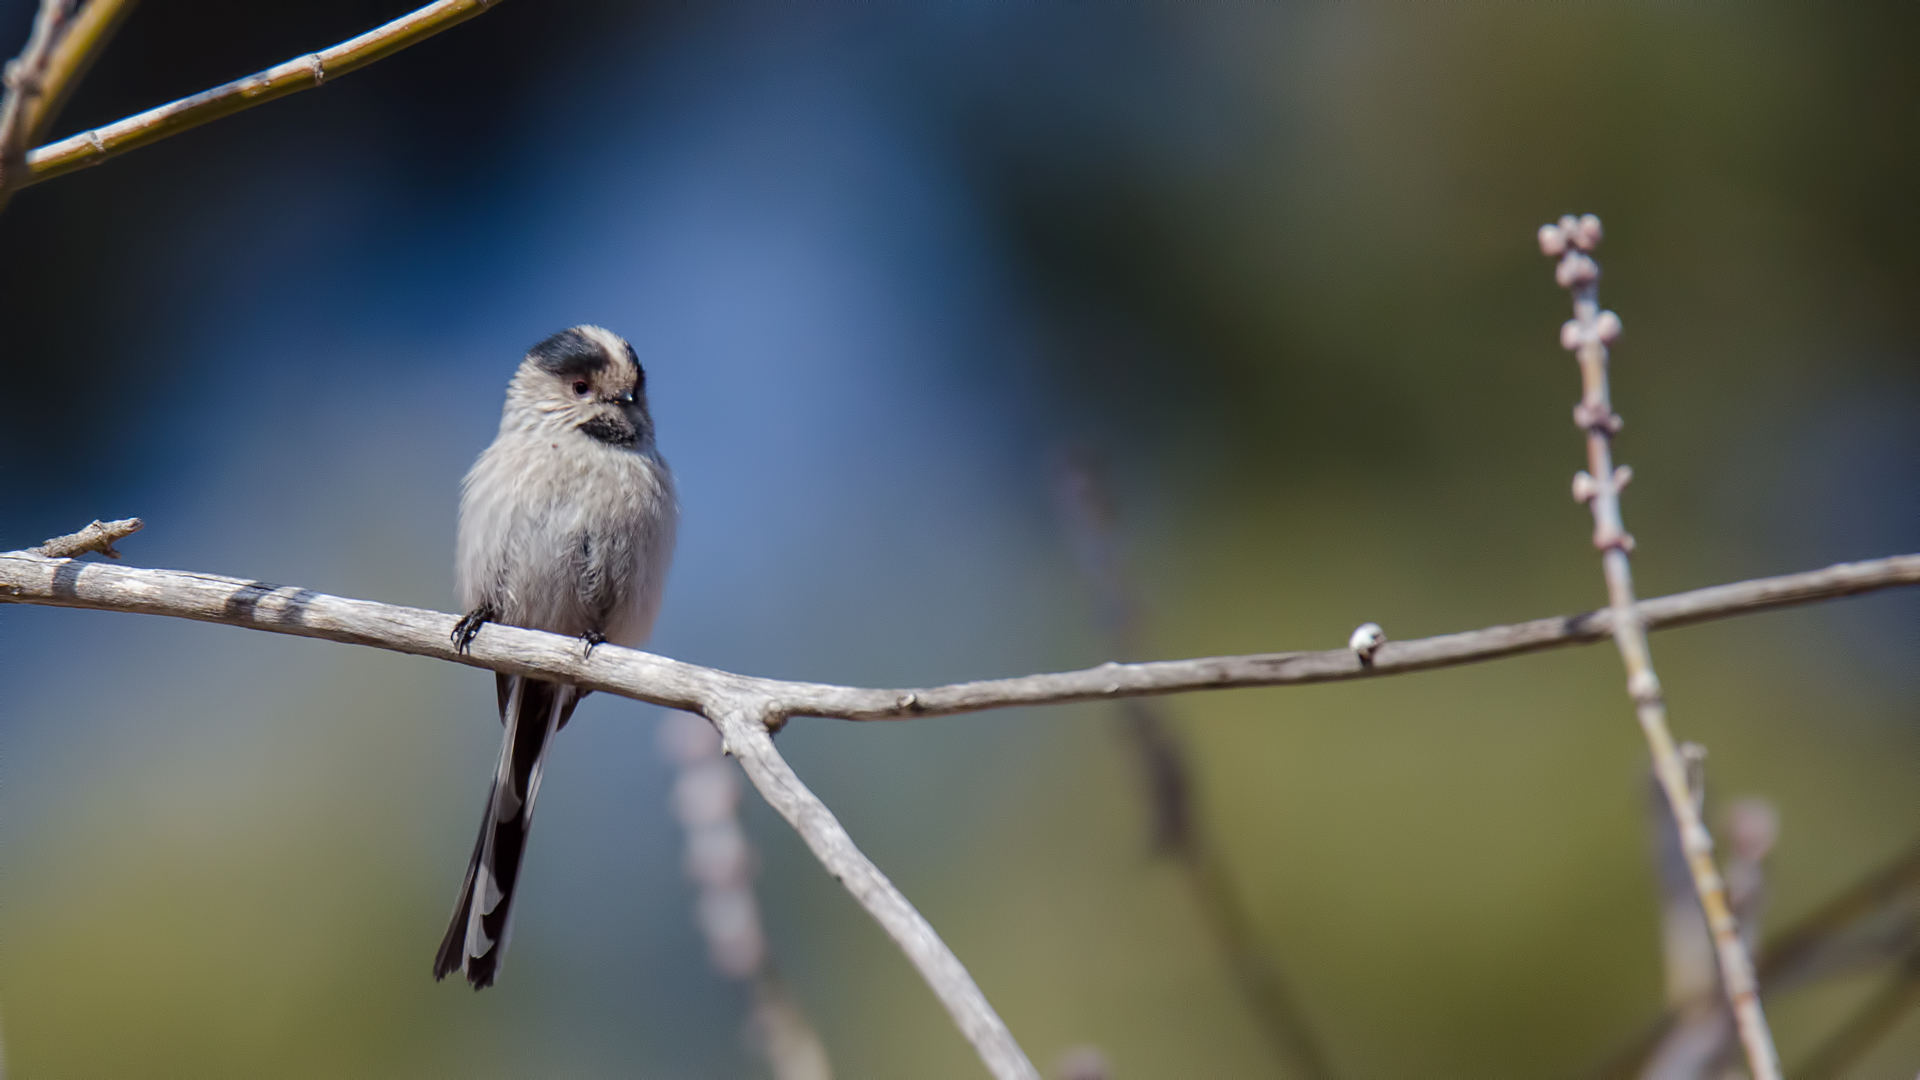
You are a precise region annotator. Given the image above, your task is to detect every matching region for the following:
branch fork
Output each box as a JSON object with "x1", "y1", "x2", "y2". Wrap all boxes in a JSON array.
[{"x1": 8, "y1": 530, "x2": 1916, "y2": 1079}]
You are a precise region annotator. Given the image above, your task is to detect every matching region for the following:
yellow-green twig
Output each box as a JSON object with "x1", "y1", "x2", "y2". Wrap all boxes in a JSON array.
[
  {"x1": 21, "y1": 0, "x2": 505, "y2": 190},
  {"x1": 25, "y1": 0, "x2": 138, "y2": 144},
  {"x1": 0, "y1": 0, "x2": 77, "y2": 211}
]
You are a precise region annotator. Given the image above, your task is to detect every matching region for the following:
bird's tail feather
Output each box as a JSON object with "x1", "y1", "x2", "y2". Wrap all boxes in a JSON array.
[{"x1": 433, "y1": 674, "x2": 577, "y2": 988}]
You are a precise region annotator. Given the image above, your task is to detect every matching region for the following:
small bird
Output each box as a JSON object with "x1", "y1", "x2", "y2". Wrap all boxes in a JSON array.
[{"x1": 435, "y1": 325, "x2": 678, "y2": 988}]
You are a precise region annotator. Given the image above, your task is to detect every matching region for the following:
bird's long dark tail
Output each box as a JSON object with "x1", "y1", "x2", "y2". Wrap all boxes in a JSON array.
[{"x1": 434, "y1": 674, "x2": 578, "y2": 988}]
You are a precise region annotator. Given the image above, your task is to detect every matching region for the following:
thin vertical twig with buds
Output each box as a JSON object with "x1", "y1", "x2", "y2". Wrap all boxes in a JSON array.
[
  {"x1": 1540, "y1": 214, "x2": 1781, "y2": 1080},
  {"x1": 660, "y1": 712, "x2": 834, "y2": 1080}
]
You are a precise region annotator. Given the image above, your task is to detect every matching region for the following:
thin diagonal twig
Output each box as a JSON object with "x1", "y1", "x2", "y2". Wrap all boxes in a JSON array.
[
  {"x1": 1639, "y1": 753, "x2": 1778, "y2": 1080},
  {"x1": 17, "y1": 0, "x2": 505, "y2": 192},
  {"x1": 1541, "y1": 214, "x2": 1779, "y2": 1079},
  {"x1": 711, "y1": 703, "x2": 1039, "y2": 1080}
]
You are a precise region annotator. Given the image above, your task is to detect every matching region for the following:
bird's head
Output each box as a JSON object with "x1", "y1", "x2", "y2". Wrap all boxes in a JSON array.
[{"x1": 511, "y1": 325, "x2": 653, "y2": 448}]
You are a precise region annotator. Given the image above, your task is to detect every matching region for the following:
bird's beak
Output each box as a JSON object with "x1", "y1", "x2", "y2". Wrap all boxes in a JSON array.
[{"x1": 613, "y1": 391, "x2": 635, "y2": 406}]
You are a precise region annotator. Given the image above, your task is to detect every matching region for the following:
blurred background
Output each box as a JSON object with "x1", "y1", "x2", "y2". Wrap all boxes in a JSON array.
[{"x1": 2, "y1": 2, "x2": 1917, "y2": 1077}]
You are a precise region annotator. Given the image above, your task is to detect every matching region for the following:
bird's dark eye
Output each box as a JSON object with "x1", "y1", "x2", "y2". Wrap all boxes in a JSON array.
[{"x1": 571, "y1": 381, "x2": 590, "y2": 396}]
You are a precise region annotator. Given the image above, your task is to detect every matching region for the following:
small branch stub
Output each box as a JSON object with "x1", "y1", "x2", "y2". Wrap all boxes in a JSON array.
[{"x1": 33, "y1": 517, "x2": 143, "y2": 559}]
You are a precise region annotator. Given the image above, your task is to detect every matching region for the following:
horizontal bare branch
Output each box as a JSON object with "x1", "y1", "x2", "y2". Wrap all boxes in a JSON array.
[
  {"x1": 4, "y1": 536, "x2": 1912, "y2": 1080},
  {"x1": 20, "y1": 0, "x2": 503, "y2": 189},
  {"x1": 2, "y1": 547, "x2": 1913, "y2": 721}
]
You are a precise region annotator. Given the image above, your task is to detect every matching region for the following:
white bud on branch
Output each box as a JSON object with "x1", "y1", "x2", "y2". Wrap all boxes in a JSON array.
[{"x1": 1348, "y1": 622, "x2": 1386, "y2": 661}]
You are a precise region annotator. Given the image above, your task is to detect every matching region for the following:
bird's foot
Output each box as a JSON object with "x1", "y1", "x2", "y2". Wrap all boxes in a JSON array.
[
  {"x1": 580, "y1": 630, "x2": 606, "y2": 658},
  {"x1": 452, "y1": 604, "x2": 496, "y2": 654}
]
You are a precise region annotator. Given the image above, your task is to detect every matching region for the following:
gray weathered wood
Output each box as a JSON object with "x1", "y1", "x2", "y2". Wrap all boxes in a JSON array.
[{"x1": 3, "y1": 550, "x2": 1913, "y2": 722}]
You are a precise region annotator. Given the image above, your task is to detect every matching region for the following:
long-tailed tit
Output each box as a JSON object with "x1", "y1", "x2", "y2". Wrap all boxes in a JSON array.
[{"x1": 433, "y1": 325, "x2": 678, "y2": 988}]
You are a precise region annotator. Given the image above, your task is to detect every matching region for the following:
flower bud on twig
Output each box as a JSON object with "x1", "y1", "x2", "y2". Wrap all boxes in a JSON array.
[{"x1": 1348, "y1": 622, "x2": 1385, "y2": 663}]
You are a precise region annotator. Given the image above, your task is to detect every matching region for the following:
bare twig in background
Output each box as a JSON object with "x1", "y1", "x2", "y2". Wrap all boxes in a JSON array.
[
  {"x1": 1761, "y1": 841, "x2": 1920, "y2": 993},
  {"x1": 1585, "y1": 834, "x2": 1920, "y2": 1080},
  {"x1": 23, "y1": 0, "x2": 136, "y2": 143},
  {"x1": 1792, "y1": 947, "x2": 1920, "y2": 1080},
  {"x1": 749, "y1": 979, "x2": 833, "y2": 1080},
  {"x1": 30, "y1": 516, "x2": 142, "y2": 558},
  {"x1": 1722, "y1": 801, "x2": 1778, "y2": 951},
  {"x1": 660, "y1": 712, "x2": 833, "y2": 1080},
  {"x1": 1653, "y1": 747, "x2": 1717, "y2": 1011},
  {"x1": 0, "y1": 0, "x2": 76, "y2": 211},
  {"x1": 16, "y1": 0, "x2": 506, "y2": 192},
  {"x1": 5, "y1": 536, "x2": 1917, "y2": 1079},
  {"x1": 1639, "y1": 750, "x2": 1778, "y2": 1080},
  {"x1": 1640, "y1": 747, "x2": 1722, "y2": 1080},
  {"x1": 1759, "y1": 831, "x2": 1920, "y2": 1078},
  {"x1": 1056, "y1": 450, "x2": 1336, "y2": 1079},
  {"x1": 1541, "y1": 214, "x2": 1781, "y2": 1079},
  {"x1": 1056, "y1": 1046, "x2": 1112, "y2": 1080}
]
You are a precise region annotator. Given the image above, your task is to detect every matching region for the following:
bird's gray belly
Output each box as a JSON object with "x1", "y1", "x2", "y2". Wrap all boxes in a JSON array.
[{"x1": 490, "y1": 454, "x2": 663, "y2": 642}]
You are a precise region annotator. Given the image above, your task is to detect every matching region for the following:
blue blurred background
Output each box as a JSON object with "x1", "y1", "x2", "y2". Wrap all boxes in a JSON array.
[{"x1": 2, "y1": 3, "x2": 1917, "y2": 1076}]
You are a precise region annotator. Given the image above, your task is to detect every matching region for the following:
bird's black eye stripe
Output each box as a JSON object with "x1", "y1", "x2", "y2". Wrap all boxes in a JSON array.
[{"x1": 528, "y1": 328, "x2": 610, "y2": 379}]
